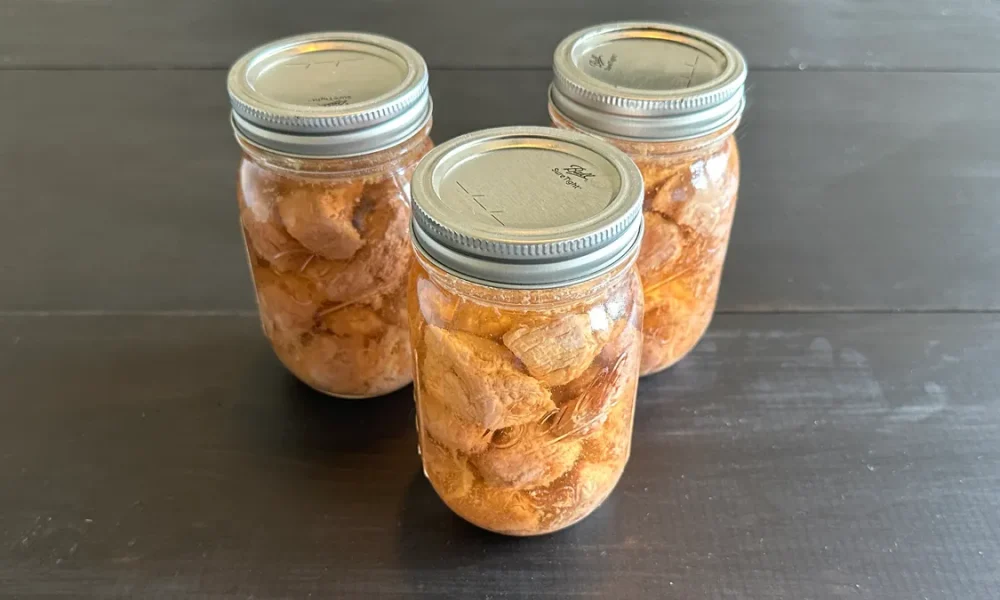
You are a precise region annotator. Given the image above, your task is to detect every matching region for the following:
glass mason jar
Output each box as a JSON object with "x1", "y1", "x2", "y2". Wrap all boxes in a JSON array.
[
  {"x1": 408, "y1": 127, "x2": 645, "y2": 535},
  {"x1": 227, "y1": 33, "x2": 433, "y2": 398},
  {"x1": 549, "y1": 22, "x2": 747, "y2": 376}
]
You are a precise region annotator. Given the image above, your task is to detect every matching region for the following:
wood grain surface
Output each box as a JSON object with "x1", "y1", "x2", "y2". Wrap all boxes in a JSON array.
[
  {"x1": 1, "y1": 1, "x2": 996, "y2": 598},
  {"x1": 1, "y1": 0, "x2": 999, "y2": 70},
  {"x1": 1, "y1": 314, "x2": 997, "y2": 598},
  {"x1": 2, "y1": 70, "x2": 998, "y2": 312}
]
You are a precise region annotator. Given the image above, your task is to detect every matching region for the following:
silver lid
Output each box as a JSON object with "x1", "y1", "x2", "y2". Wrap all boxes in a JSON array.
[
  {"x1": 411, "y1": 126, "x2": 644, "y2": 289},
  {"x1": 228, "y1": 32, "x2": 431, "y2": 157},
  {"x1": 551, "y1": 22, "x2": 746, "y2": 141}
]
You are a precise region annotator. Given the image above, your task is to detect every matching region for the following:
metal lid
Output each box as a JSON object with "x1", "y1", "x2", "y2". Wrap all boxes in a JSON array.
[
  {"x1": 411, "y1": 126, "x2": 644, "y2": 289},
  {"x1": 551, "y1": 22, "x2": 746, "y2": 141},
  {"x1": 227, "y1": 32, "x2": 431, "y2": 157}
]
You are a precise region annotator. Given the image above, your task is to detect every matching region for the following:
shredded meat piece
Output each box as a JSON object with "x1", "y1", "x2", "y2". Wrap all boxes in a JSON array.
[
  {"x1": 421, "y1": 440, "x2": 475, "y2": 502},
  {"x1": 474, "y1": 424, "x2": 581, "y2": 490},
  {"x1": 422, "y1": 326, "x2": 554, "y2": 430},
  {"x1": 252, "y1": 267, "x2": 323, "y2": 334},
  {"x1": 449, "y1": 487, "x2": 541, "y2": 535},
  {"x1": 277, "y1": 181, "x2": 367, "y2": 261},
  {"x1": 636, "y1": 211, "x2": 683, "y2": 277},
  {"x1": 502, "y1": 313, "x2": 609, "y2": 387},
  {"x1": 419, "y1": 381, "x2": 492, "y2": 455}
]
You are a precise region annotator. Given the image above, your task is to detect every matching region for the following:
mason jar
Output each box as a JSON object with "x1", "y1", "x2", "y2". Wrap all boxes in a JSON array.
[
  {"x1": 408, "y1": 127, "x2": 645, "y2": 535},
  {"x1": 228, "y1": 33, "x2": 433, "y2": 398},
  {"x1": 549, "y1": 22, "x2": 747, "y2": 376}
]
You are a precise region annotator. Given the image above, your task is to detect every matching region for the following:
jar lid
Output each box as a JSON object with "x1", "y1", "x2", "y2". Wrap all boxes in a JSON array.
[
  {"x1": 227, "y1": 32, "x2": 431, "y2": 157},
  {"x1": 411, "y1": 126, "x2": 644, "y2": 289},
  {"x1": 551, "y1": 22, "x2": 746, "y2": 141}
]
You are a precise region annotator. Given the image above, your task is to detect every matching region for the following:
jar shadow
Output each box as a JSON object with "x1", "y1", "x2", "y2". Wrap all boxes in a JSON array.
[
  {"x1": 396, "y1": 472, "x2": 544, "y2": 568},
  {"x1": 396, "y1": 466, "x2": 631, "y2": 557},
  {"x1": 238, "y1": 347, "x2": 419, "y2": 463},
  {"x1": 396, "y1": 467, "x2": 638, "y2": 597},
  {"x1": 279, "y1": 374, "x2": 418, "y2": 456}
]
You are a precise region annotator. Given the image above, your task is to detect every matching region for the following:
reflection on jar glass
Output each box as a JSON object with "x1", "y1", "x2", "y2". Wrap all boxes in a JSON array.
[
  {"x1": 408, "y1": 127, "x2": 645, "y2": 535},
  {"x1": 228, "y1": 32, "x2": 433, "y2": 398},
  {"x1": 549, "y1": 22, "x2": 747, "y2": 376}
]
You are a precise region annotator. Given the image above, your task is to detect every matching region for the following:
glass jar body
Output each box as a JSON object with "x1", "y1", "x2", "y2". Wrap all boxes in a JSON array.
[
  {"x1": 551, "y1": 109, "x2": 741, "y2": 375},
  {"x1": 409, "y1": 254, "x2": 643, "y2": 536},
  {"x1": 237, "y1": 125, "x2": 433, "y2": 398}
]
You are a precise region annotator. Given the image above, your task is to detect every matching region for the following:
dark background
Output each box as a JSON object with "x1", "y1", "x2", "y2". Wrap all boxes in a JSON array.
[{"x1": 1, "y1": 2, "x2": 999, "y2": 598}]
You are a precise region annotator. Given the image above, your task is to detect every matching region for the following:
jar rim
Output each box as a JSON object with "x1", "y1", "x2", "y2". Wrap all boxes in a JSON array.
[
  {"x1": 551, "y1": 22, "x2": 747, "y2": 141},
  {"x1": 413, "y1": 234, "x2": 641, "y2": 302},
  {"x1": 410, "y1": 126, "x2": 645, "y2": 290},
  {"x1": 412, "y1": 220, "x2": 643, "y2": 291},
  {"x1": 550, "y1": 86, "x2": 744, "y2": 143},
  {"x1": 231, "y1": 104, "x2": 432, "y2": 160},
  {"x1": 228, "y1": 32, "x2": 432, "y2": 157}
]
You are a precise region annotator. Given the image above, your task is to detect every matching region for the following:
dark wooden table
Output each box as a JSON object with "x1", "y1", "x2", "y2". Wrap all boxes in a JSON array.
[{"x1": 2, "y1": 2, "x2": 999, "y2": 598}]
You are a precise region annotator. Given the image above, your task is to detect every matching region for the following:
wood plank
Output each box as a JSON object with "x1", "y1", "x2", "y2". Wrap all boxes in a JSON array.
[
  {"x1": 1, "y1": 0, "x2": 998, "y2": 70},
  {"x1": 2, "y1": 70, "x2": 998, "y2": 312},
  {"x1": 0, "y1": 313, "x2": 997, "y2": 598}
]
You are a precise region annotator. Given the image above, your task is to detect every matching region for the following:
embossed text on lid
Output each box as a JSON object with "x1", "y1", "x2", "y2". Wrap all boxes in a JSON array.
[
  {"x1": 228, "y1": 32, "x2": 431, "y2": 156},
  {"x1": 551, "y1": 22, "x2": 746, "y2": 140},
  {"x1": 411, "y1": 126, "x2": 644, "y2": 289}
]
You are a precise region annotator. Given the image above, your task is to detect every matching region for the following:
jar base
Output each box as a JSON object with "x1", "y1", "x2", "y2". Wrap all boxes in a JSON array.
[
  {"x1": 639, "y1": 312, "x2": 716, "y2": 377},
  {"x1": 429, "y1": 464, "x2": 625, "y2": 537},
  {"x1": 255, "y1": 320, "x2": 415, "y2": 399},
  {"x1": 302, "y1": 379, "x2": 413, "y2": 400},
  {"x1": 272, "y1": 351, "x2": 413, "y2": 399}
]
